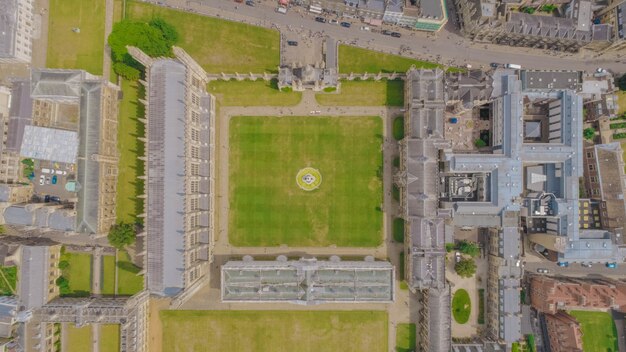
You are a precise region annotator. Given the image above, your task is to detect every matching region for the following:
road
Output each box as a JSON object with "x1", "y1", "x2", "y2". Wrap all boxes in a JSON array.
[
  {"x1": 158, "y1": 0, "x2": 626, "y2": 73},
  {"x1": 524, "y1": 260, "x2": 624, "y2": 279}
]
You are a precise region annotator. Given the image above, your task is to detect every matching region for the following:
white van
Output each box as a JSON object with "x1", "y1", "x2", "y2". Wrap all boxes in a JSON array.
[
  {"x1": 276, "y1": 6, "x2": 287, "y2": 14},
  {"x1": 41, "y1": 168, "x2": 51, "y2": 174},
  {"x1": 505, "y1": 63, "x2": 521, "y2": 69}
]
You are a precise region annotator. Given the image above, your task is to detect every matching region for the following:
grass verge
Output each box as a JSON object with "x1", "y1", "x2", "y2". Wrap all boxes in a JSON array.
[
  {"x1": 102, "y1": 255, "x2": 116, "y2": 295},
  {"x1": 207, "y1": 79, "x2": 301, "y2": 107},
  {"x1": 100, "y1": 324, "x2": 121, "y2": 352},
  {"x1": 569, "y1": 310, "x2": 619, "y2": 352},
  {"x1": 60, "y1": 252, "x2": 92, "y2": 296},
  {"x1": 316, "y1": 80, "x2": 404, "y2": 106},
  {"x1": 395, "y1": 323, "x2": 416, "y2": 352},
  {"x1": 117, "y1": 251, "x2": 144, "y2": 295},
  {"x1": 339, "y1": 45, "x2": 444, "y2": 74},
  {"x1": 65, "y1": 324, "x2": 93, "y2": 352},
  {"x1": 0, "y1": 267, "x2": 17, "y2": 295},
  {"x1": 452, "y1": 289, "x2": 471, "y2": 324}
]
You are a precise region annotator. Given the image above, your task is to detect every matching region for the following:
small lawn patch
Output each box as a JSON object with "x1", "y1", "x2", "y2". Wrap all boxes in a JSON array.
[
  {"x1": 101, "y1": 255, "x2": 116, "y2": 295},
  {"x1": 100, "y1": 324, "x2": 121, "y2": 352},
  {"x1": 339, "y1": 45, "x2": 442, "y2": 74},
  {"x1": 117, "y1": 251, "x2": 144, "y2": 295},
  {"x1": 393, "y1": 218, "x2": 405, "y2": 242},
  {"x1": 395, "y1": 323, "x2": 416, "y2": 352},
  {"x1": 452, "y1": 289, "x2": 471, "y2": 324},
  {"x1": 569, "y1": 310, "x2": 619, "y2": 352},
  {"x1": 478, "y1": 288, "x2": 485, "y2": 324},
  {"x1": 65, "y1": 324, "x2": 93, "y2": 352},
  {"x1": 116, "y1": 79, "x2": 145, "y2": 224},
  {"x1": 161, "y1": 310, "x2": 388, "y2": 352},
  {"x1": 0, "y1": 266, "x2": 17, "y2": 296},
  {"x1": 207, "y1": 79, "x2": 301, "y2": 107},
  {"x1": 47, "y1": 0, "x2": 105, "y2": 74},
  {"x1": 127, "y1": 1, "x2": 280, "y2": 73},
  {"x1": 316, "y1": 80, "x2": 404, "y2": 106},
  {"x1": 59, "y1": 252, "x2": 92, "y2": 296},
  {"x1": 393, "y1": 116, "x2": 404, "y2": 140}
]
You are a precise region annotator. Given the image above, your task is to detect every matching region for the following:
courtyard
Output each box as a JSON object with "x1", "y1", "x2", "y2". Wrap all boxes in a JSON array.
[{"x1": 228, "y1": 115, "x2": 383, "y2": 247}]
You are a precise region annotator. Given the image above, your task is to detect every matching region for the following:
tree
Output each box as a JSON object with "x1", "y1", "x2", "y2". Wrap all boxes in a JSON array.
[
  {"x1": 618, "y1": 73, "x2": 626, "y2": 91},
  {"x1": 107, "y1": 18, "x2": 179, "y2": 80},
  {"x1": 457, "y1": 240, "x2": 480, "y2": 257},
  {"x1": 474, "y1": 138, "x2": 487, "y2": 148},
  {"x1": 455, "y1": 258, "x2": 477, "y2": 278},
  {"x1": 58, "y1": 260, "x2": 70, "y2": 270},
  {"x1": 583, "y1": 127, "x2": 596, "y2": 140},
  {"x1": 107, "y1": 222, "x2": 136, "y2": 249},
  {"x1": 55, "y1": 276, "x2": 70, "y2": 295}
]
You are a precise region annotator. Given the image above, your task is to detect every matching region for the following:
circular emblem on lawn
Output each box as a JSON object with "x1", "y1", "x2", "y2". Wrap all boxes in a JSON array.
[{"x1": 296, "y1": 167, "x2": 322, "y2": 191}]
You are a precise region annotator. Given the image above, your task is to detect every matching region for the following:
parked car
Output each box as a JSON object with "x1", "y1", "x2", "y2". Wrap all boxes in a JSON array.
[
  {"x1": 287, "y1": 41, "x2": 298, "y2": 46},
  {"x1": 44, "y1": 195, "x2": 50, "y2": 203},
  {"x1": 490, "y1": 62, "x2": 500, "y2": 68},
  {"x1": 581, "y1": 262, "x2": 592, "y2": 268},
  {"x1": 329, "y1": 19, "x2": 338, "y2": 25},
  {"x1": 360, "y1": 26, "x2": 370, "y2": 31},
  {"x1": 454, "y1": 252, "x2": 461, "y2": 263},
  {"x1": 39, "y1": 175, "x2": 45, "y2": 185},
  {"x1": 390, "y1": 32, "x2": 401, "y2": 38},
  {"x1": 606, "y1": 262, "x2": 617, "y2": 268},
  {"x1": 315, "y1": 17, "x2": 326, "y2": 23},
  {"x1": 41, "y1": 168, "x2": 51, "y2": 174},
  {"x1": 536, "y1": 268, "x2": 549, "y2": 274},
  {"x1": 381, "y1": 30, "x2": 392, "y2": 35},
  {"x1": 340, "y1": 22, "x2": 351, "y2": 28},
  {"x1": 556, "y1": 261, "x2": 569, "y2": 267},
  {"x1": 45, "y1": 177, "x2": 50, "y2": 185},
  {"x1": 51, "y1": 175, "x2": 57, "y2": 185},
  {"x1": 245, "y1": 0, "x2": 254, "y2": 6},
  {"x1": 49, "y1": 196, "x2": 61, "y2": 203}
]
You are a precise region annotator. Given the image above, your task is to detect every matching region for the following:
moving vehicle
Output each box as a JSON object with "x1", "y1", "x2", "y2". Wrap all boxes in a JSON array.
[
  {"x1": 606, "y1": 262, "x2": 617, "y2": 268},
  {"x1": 390, "y1": 32, "x2": 401, "y2": 38},
  {"x1": 490, "y1": 62, "x2": 500, "y2": 68},
  {"x1": 340, "y1": 22, "x2": 351, "y2": 28},
  {"x1": 276, "y1": 6, "x2": 287, "y2": 14},
  {"x1": 505, "y1": 63, "x2": 522, "y2": 69},
  {"x1": 287, "y1": 41, "x2": 298, "y2": 46},
  {"x1": 315, "y1": 17, "x2": 327, "y2": 23},
  {"x1": 536, "y1": 268, "x2": 549, "y2": 274},
  {"x1": 556, "y1": 261, "x2": 569, "y2": 267}
]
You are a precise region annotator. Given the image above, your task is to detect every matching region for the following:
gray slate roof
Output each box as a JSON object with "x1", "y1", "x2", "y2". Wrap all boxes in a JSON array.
[
  {"x1": 0, "y1": 0, "x2": 18, "y2": 59},
  {"x1": 19, "y1": 246, "x2": 50, "y2": 309}
]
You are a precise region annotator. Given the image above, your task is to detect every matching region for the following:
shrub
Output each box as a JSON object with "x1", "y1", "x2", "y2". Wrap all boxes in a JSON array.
[
  {"x1": 474, "y1": 138, "x2": 487, "y2": 148},
  {"x1": 323, "y1": 87, "x2": 336, "y2": 92},
  {"x1": 610, "y1": 122, "x2": 626, "y2": 129},
  {"x1": 58, "y1": 260, "x2": 70, "y2": 270},
  {"x1": 583, "y1": 127, "x2": 596, "y2": 140},
  {"x1": 613, "y1": 133, "x2": 626, "y2": 139},
  {"x1": 113, "y1": 62, "x2": 141, "y2": 81},
  {"x1": 393, "y1": 218, "x2": 404, "y2": 242},
  {"x1": 445, "y1": 243, "x2": 455, "y2": 252},
  {"x1": 280, "y1": 87, "x2": 293, "y2": 92},
  {"x1": 618, "y1": 73, "x2": 626, "y2": 91},
  {"x1": 458, "y1": 240, "x2": 480, "y2": 257},
  {"x1": 392, "y1": 116, "x2": 404, "y2": 140},
  {"x1": 393, "y1": 157, "x2": 400, "y2": 168},
  {"x1": 455, "y1": 258, "x2": 477, "y2": 278}
]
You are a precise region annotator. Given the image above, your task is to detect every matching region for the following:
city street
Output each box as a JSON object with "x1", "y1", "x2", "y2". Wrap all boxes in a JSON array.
[{"x1": 159, "y1": 0, "x2": 626, "y2": 73}]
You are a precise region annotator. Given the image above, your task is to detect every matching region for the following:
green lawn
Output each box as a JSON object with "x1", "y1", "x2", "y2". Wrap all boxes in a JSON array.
[
  {"x1": 161, "y1": 310, "x2": 388, "y2": 352},
  {"x1": 117, "y1": 251, "x2": 144, "y2": 295},
  {"x1": 229, "y1": 116, "x2": 383, "y2": 247},
  {"x1": 0, "y1": 266, "x2": 17, "y2": 296},
  {"x1": 66, "y1": 324, "x2": 93, "y2": 352},
  {"x1": 393, "y1": 116, "x2": 404, "y2": 140},
  {"x1": 339, "y1": 45, "x2": 443, "y2": 74},
  {"x1": 395, "y1": 323, "x2": 416, "y2": 352},
  {"x1": 617, "y1": 91, "x2": 626, "y2": 115},
  {"x1": 569, "y1": 311, "x2": 619, "y2": 352},
  {"x1": 60, "y1": 252, "x2": 92, "y2": 296},
  {"x1": 452, "y1": 289, "x2": 471, "y2": 324},
  {"x1": 127, "y1": 1, "x2": 279, "y2": 73},
  {"x1": 315, "y1": 80, "x2": 404, "y2": 106},
  {"x1": 116, "y1": 79, "x2": 144, "y2": 224},
  {"x1": 47, "y1": 0, "x2": 105, "y2": 74},
  {"x1": 101, "y1": 255, "x2": 116, "y2": 295},
  {"x1": 207, "y1": 79, "x2": 301, "y2": 107},
  {"x1": 100, "y1": 324, "x2": 120, "y2": 352}
]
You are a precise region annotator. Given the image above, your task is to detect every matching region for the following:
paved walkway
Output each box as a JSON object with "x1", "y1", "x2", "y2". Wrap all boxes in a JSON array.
[
  {"x1": 102, "y1": 0, "x2": 114, "y2": 80},
  {"x1": 92, "y1": 247, "x2": 103, "y2": 295}
]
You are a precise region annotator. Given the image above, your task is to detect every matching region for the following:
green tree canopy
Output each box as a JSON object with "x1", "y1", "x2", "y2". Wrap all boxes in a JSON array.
[
  {"x1": 583, "y1": 127, "x2": 596, "y2": 141},
  {"x1": 107, "y1": 222, "x2": 136, "y2": 249},
  {"x1": 107, "y1": 18, "x2": 179, "y2": 79},
  {"x1": 455, "y1": 258, "x2": 477, "y2": 278},
  {"x1": 618, "y1": 73, "x2": 626, "y2": 91},
  {"x1": 457, "y1": 240, "x2": 480, "y2": 257}
]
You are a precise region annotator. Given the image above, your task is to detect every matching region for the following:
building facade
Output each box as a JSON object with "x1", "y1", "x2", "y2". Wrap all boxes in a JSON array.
[
  {"x1": 129, "y1": 47, "x2": 215, "y2": 305},
  {"x1": 0, "y1": 0, "x2": 34, "y2": 63}
]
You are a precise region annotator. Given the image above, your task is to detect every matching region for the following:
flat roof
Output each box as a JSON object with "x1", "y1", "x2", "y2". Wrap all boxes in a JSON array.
[
  {"x1": 19, "y1": 125, "x2": 78, "y2": 164},
  {"x1": 0, "y1": 0, "x2": 17, "y2": 59}
]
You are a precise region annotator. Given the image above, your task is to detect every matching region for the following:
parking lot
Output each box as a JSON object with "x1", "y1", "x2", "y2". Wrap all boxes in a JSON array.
[{"x1": 31, "y1": 159, "x2": 77, "y2": 202}]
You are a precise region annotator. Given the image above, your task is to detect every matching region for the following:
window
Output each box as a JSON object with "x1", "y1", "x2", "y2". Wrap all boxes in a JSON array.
[
  {"x1": 586, "y1": 152, "x2": 593, "y2": 159},
  {"x1": 590, "y1": 176, "x2": 598, "y2": 183},
  {"x1": 191, "y1": 128, "x2": 199, "y2": 142},
  {"x1": 588, "y1": 164, "x2": 595, "y2": 171},
  {"x1": 191, "y1": 163, "x2": 199, "y2": 176},
  {"x1": 191, "y1": 111, "x2": 199, "y2": 124},
  {"x1": 191, "y1": 145, "x2": 199, "y2": 159},
  {"x1": 191, "y1": 180, "x2": 199, "y2": 193}
]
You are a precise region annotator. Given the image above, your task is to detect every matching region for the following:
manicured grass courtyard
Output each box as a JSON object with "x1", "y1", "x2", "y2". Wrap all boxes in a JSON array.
[
  {"x1": 0, "y1": 266, "x2": 17, "y2": 296},
  {"x1": 60, "y1": 252, "x2": 92, "y2": 296},
  {"x1": 65, "y1": 324, "x2": 93, "y2": 352},
  {"x1": 161, "y1": 310, "x2": 388, "y2": 352},
  {"x1": 127, "y1": 1, "x2": 280, "y2": 73},
  {"x1": 116, "y1": 251, "x2": 144, "y2": 295},
  {"x1": 99, "y1": 324, "x2": 121, "y2": 352},
  {"x1": 229, "y1": 116, "x2": 383, "y2": 247},
  {"x1": 395, "y1": 323, "x2": 416, "y2": 352},
  {"x1": 207, "y1": 79, "x2": 301, "y2": 107},
  {"x1": 315, "y1": 80, "x2": 404, "y2": 106},
  {"x1": 116, "y1": 79, "x2": 144, "y2": 224},
  {"x1": 452, "y1": 289, "x2": 471, "y2": 324},
  {"x1": 569, "y1": 310, "x2": 619, "y2": 352},
  {"x1": 101, "y1": 255, "x2": 116, "y2": 295},
  {"x1": 47, "y1": 0, "x2": 105, "y2": 75},
  {"x1": 339, "y1": 45, "x2": 442, "y2": 74}
]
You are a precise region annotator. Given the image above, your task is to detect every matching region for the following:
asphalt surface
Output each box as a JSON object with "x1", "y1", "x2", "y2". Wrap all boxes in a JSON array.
[
  {"x1": 524, "y1": 260, "x2": 624, "y2": 279},
  {"x1": 162, "y1": 0, "x2": 626, "y2": 73}
]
